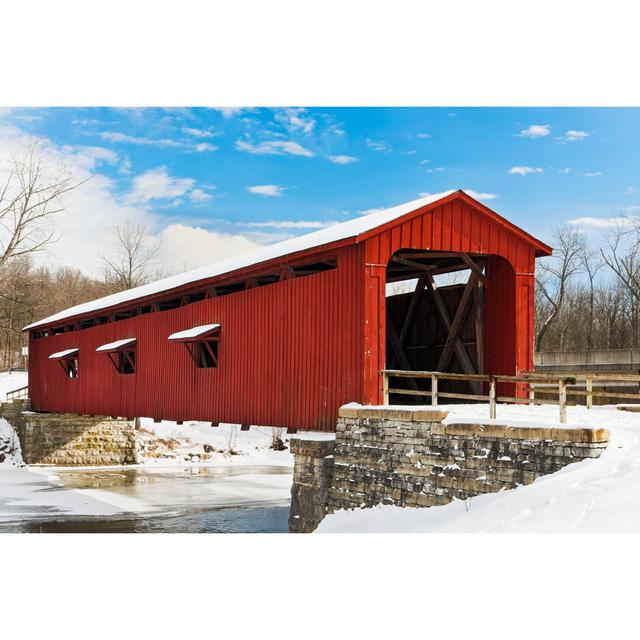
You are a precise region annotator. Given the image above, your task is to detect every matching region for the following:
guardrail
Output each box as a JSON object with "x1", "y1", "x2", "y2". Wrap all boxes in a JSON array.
[
  {"x1": 5, "y1": 385, "x2": 29, "y2": 401},
  {"x1": 381, "y1": 369, "x2": 640, "y2": 423}
]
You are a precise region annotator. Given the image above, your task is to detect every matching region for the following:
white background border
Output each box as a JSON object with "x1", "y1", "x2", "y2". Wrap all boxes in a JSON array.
[{"x1": 1, "y1": 1, "x2": 639, "y2": 638}]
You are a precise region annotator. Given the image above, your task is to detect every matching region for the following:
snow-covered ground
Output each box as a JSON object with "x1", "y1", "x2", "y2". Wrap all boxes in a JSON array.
[
  {"x1": 0, "y1": 370, "x2": 28, "y2": 402},
  {"x1": 318, "y1": 402, "x2": 640, "y2": 533},
  {"x1": 136, "y1": 418, "x2": 294, "y2": 468}
]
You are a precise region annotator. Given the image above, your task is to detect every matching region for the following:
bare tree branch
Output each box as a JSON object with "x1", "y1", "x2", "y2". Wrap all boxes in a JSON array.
[
  {"x1": 535, "y1": 224, "x2": 585, "y2": 350},
  {"x1": 100, "y1": 220, "x2": 161, "y2": 291},
  {"x1": 0, "y1": 139, "x2": 84, "y2": 268}
]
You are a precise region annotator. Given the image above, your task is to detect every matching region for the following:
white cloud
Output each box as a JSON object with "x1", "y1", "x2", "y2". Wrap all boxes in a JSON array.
[
  {"x1": 183, "y1": 127, "x2": 214, "y2": 138},
  {"x1": 247, "y1": 184, "x2": 285, "y2": 197},
  {"x1": 366, "y1": 138, "x2": 389, "y2": 152},
  {"x1": 125, "y1": 167, "x2": 196, "y2": 204},
  {"x1": 358, "y1": 207, "x2": 386, "y2": 216},
  {"x1": 508, "y1": 166, "x2": 544, "y2": 175},
  {"x1": 235, "y1": 139, "x2": 314, "y2": 157},
  {"x1": 0, "y1": 126, "x2": 256, "y2": 278},
  {"x1": 416, "y1": 133, "x2": 430, "y2": 139},
  {"x1": 566, "y1": 129, "x2": 589, "y2": 141},
  {"x1": 426, "y1": 167, "x2": 445, "y2": 173},
  {"x1": 558, "y1": 167, "x2": 572, "y2": 174},
  {"x1": 461, "y1": 190, "x2": 498, "y2": 201},
  {"x1": 328, "y1": 155, "x2": 358, "y2": 165},
  {"x1": 626, "y1": 187, "x2": 637, "y2": 195},
  {"x1": 194, "y1": 142, "x2": 218, "y2": 152},
  {"x1": 119, "y1": 156, "x2": 133, "y2": 174},
  {"x1": 189, "y1": 188, "x2": 214, "y2": 202},
  {"x1": 420, "y1": 189, "x2": 498, "y2": 202},
  {"x1": 275, "y1": 108, "x2": 316, "y2": 134},
  {"x1": 159, "y1": 224, "x2": 261, "y2": 271},
  {"x1": 518, "y1": 124, "x2": 550, "y2": 138},
  {"x1": 65, "y1": 146, "x2": 119, "y2": 171},
  {"x1": 585, "y1": 171, "x2": 603, "y2": 177},
  {"x1": 214, "y1": 108, "x2": 245, "y2": 118},
  {"x1": 419, "y1": 159, "x2": 430, "y2": 165},
  {"x1": 567, "y1": 215, "x2": 634, "y2": 229},
  {"x1": 98, "y1": 131, "x2": 180, "y2": 147},
  {"x1": 238, "y1": 220, "x2": 331, "y2": 229}
]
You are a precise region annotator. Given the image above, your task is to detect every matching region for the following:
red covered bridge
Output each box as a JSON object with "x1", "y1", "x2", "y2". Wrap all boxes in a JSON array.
[{"x1": 25, "y1": 190, "x2": 551, "y2": 431}]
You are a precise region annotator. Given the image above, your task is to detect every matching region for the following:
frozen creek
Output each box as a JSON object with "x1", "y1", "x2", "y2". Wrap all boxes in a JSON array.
[{"x1": 0, "y1": 464, "x2": 292, "y2": 533}]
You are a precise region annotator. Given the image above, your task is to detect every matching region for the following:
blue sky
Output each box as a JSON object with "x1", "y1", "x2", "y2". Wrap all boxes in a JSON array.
[{"x1": 1, "y1": 107, "x2": 638, "y2": 275}]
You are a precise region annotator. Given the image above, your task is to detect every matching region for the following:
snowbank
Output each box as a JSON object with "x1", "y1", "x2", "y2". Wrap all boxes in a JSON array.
[
  {"x1": 0, "y1": 418, "x2": 23, "y2": 467},
  {"x1": 137, "y1": 418, "x2": 294, "y2": 468},
  {"x1": 318, "y1": 403, "x2": 640, "y2": 533}
]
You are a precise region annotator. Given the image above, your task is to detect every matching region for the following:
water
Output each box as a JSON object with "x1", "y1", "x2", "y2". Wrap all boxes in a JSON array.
[
  {"x1": 0, "y1": 505, "x2": 291, "y2": 533},
  {"x1": 0, "y1": 465, "x2": 292, "y2": 533}
]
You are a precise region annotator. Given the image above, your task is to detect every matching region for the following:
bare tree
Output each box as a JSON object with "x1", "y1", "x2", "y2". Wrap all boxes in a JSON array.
[
  {"x1": 101, "y1": 220, "x2": 161, "y2": 291},
  {"x1": 580, "y1": 246, "x2": 604, "y2": 350},
  {"x1": 0, "y1": 140, "x2": 80, "y2": 268},
  {"x1": 535, "y1": 225, "x2": 585, "y2": 351},
  {"x1": 601, "y1": 219, "x2": 640, "y2": 304}
]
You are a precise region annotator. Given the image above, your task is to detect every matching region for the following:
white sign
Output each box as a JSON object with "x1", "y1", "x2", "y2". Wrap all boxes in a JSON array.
[{"x1": 21, "y1": 346, "x2": 28, "y2": 356}]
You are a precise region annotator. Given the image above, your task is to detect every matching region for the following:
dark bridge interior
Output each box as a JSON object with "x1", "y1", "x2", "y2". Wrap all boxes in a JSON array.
[{"x1": 385, "y1": 249, "x2": 487, "y2": 402}]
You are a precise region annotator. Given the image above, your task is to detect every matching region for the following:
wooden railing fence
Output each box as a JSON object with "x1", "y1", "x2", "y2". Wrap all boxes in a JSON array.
[
  {"x1": 5, "y1": 385, "x2": 29, "y2": 401},
  {"x1": 382, "y1": 369, "x2": 640, "y2": 424}
]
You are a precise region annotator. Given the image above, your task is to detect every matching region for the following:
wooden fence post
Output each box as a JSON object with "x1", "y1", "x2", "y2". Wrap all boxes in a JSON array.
[
  {"x1": 431, "y1": 374, "x2": 438, "y2": 407},
  {"x1": 528, "y1": 382, "x2": 535, "y2": 404},
  {"x1": 586, "y1": 377, "x2": 593, "y2": 410},
  {"x1": 382, "y1": 371, "x2": 389, "y2": 405},
  {"x1": 559, "y1": 379, "x2": 567, "y2": 424},
  {"x1": 489, "y1": 376, "x2": 496, "y2": 419}
]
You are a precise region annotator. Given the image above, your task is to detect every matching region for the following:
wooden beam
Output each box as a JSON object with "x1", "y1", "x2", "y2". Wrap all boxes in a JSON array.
[
  {"x1": 391, "y1": 256, "x2": 435, "y2": 272},
  {"x1": 459, "y1": 253, "x2": 488, "y2": 286},
  {"x1": 424, "y1": 274, "x2": 480, "y2": 393},
  {"x1": 385, "y1": 318, "x2": 419, "y2": 391},
  {"x1": 279, "y1": 265, "x2": 295, "y2": 280},
  {"x1": 394, "y1": 251, "x2": 472, "y2": 260},
  {"x1": 386, "y1": 262, "x2": 470, "y2": 282},
  {"x1": 473, "y1": 280, "x2": 485, "y2": 374},
  {"x1": 399, "y1": 275, "x2": 426, "y2": 345},
  {"x1": 436, "y1": 273, "x2": 476, "y2": 371}
]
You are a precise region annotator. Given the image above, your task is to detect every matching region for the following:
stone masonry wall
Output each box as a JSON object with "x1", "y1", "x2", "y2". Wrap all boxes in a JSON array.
[
  {"x1": 0, "y1": 399, "x2": 137, "y2": 466},
  {"x1": 289, "y1": 406, "x2": 609, "y2": 531},
  {"x1": 289, "y1": 438, "x2": 335, "y2": 533}
]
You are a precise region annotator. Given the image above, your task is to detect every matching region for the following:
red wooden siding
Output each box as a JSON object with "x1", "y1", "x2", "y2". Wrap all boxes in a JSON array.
[{"x1": 29, "y1": 246, "x2": 365, "y2": 432}]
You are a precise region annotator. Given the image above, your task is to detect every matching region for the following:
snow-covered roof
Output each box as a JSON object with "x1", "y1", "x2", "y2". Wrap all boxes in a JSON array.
[
  {"x1": 48, "y1": 348, "x2": 79, "y2": 359},
  {"x1": 24, "y1": 191, "x2": 455, "y2": 331},
  {"x1": 24, "y1": 189, "x2": 549, "y2": 331},
  {"x1": 96, "y1": 338, "x2": 137, "y2": 353},
  {"x1": 168, "y1": 324, "x2": 221, "y2": 341}
]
